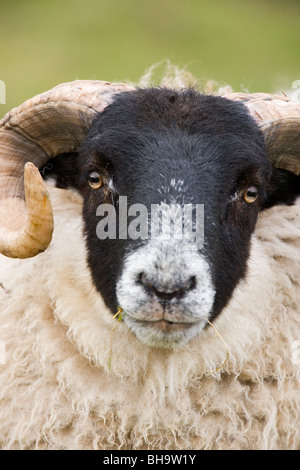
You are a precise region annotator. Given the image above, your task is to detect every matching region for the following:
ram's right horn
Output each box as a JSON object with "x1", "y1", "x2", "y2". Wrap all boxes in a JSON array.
[{"x1": 0, "y1": 80, "x2": 134, "y2": 259}]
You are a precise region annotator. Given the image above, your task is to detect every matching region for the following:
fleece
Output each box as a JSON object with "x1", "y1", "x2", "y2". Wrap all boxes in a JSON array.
[{"x1": 0, "y1": 187, "x2": 299, "y2": 450}]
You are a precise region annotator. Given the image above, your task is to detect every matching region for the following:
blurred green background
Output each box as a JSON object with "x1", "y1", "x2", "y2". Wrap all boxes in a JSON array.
[{"x1": 1, "y1": 0, "x2": 299, "y2": 118}]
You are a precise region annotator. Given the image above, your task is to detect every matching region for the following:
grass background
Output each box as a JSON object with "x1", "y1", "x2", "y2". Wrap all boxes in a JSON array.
[{"x1": 0, "y1": 0, "x2": 299, "y2": 118}]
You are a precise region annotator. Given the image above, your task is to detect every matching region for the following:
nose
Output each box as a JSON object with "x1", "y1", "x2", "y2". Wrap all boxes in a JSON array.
[{"x1": 138, "y1": 272, "x2": 196, "y2": 302}]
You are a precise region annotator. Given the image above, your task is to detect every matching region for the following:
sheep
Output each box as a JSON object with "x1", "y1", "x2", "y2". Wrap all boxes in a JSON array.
[{"x1": 0, "y1": 78, "x2": 299, "y2": 450}]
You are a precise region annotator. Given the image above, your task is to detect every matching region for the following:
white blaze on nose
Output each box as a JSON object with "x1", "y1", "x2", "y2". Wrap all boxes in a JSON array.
[{"x1": 116, "y1": 236, "x2": 216, "y2": 347}]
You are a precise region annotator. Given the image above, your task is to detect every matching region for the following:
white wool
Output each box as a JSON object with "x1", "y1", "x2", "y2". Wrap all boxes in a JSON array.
[
  {"x1": 0, "y1": 186, "x2": 299, "y2": 450},
  {"x1": 134, "y1": 60, "x2": 233, "y2": 95}
]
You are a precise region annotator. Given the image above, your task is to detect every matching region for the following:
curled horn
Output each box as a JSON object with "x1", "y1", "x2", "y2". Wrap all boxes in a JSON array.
[
  {"x1": 0, "y1": 80, "x2": 134, "y2": 259},
  {"x1": 225, "y1": 92, "x2": 300, "y2": 176}
]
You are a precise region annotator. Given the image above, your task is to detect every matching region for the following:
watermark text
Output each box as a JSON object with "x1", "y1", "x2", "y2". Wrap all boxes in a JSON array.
[
  {"x1": 96, "y1": 198, "x2": 204, "y2": 250},
  {"x1": 292, "y1": 340, "x2": 300, "y2": 365},
  {"x1": 0, "y1": 340, "x2": 6, "y2": 364},
  {"x1": 0, "y1": 80, "x2": 6, "y2": 104},
  {"x1": 291, "y1": 80, "x2": 300, "y2": 102}
]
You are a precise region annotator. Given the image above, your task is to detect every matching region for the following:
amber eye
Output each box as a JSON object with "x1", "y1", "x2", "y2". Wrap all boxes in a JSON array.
[
  {"x1": 88, "y1": 171, "x2": 102, "y2": 189},
  {"x1": 243, "y1": 186, "x2": 258, "y2": 203}
]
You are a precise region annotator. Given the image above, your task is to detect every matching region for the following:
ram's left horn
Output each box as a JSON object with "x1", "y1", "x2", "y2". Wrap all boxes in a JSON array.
[{"x1": 226, "y1": 92, "x2": 300, "y2": 175}]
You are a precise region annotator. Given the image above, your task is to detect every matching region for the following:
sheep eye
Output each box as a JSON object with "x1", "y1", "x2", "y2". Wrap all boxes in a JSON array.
[
  {"x1": 88, "y1": 171, "x2": 102, "y2": 189},
  {"x1": 243, "y1": 186, "x2": 258, "y2": 203}
]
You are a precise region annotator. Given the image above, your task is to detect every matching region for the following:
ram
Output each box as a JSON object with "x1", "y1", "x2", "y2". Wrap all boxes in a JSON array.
[{"x1": 0, "y1": 80, "x2": 299, "y2": 450}]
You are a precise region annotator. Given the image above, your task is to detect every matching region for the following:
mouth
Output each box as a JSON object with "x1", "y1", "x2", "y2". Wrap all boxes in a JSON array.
[
  {"x1": 122, "y1": 313, "x2": 206, "y2": 348},
  {"x1": 131, "y1": 318, "x2": 197, "y2": 333}
]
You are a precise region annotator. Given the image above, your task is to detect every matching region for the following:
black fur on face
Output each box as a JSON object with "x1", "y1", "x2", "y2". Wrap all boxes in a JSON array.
[{"x1": 41, "y1": 88, "x2": 299, "y2": 330}]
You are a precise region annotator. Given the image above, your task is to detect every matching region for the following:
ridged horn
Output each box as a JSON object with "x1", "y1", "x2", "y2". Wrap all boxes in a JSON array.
[
  {"x1": 0, "y1": 80, "x2": 134, "y2": 259},
  {"x1": 225, "y1": 92, "x2": 300, "y2": 176}
]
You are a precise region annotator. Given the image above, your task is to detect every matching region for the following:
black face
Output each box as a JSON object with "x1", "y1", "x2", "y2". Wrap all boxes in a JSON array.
[
  {"x1": 77, "y1": 89, "x2": 271, "y2": 317},
  {"x1": 41, "y1": 88, "x2": 299, "y2": 347}
]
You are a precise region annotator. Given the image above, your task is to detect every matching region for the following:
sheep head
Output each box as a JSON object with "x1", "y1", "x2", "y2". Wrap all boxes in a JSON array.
[{"x1": 0, "y1": 81, "x2": 299, "y2": 348}]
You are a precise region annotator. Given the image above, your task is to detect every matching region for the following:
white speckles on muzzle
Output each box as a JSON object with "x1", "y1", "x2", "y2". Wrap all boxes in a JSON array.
[{"x1": 116, "y1": 237, "x2": 215, "y2": 349}]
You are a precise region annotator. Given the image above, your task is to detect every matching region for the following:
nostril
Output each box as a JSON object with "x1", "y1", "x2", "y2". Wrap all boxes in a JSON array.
[
  {"x1": 137, "y1": 272, "x2": 148, "y2": 287},
  {"x1": 184, "y1": 275, "x2": 196, "y2": 291},
  {"x1": 137, "y1": 273, "x2": 196, "y2": 301}
]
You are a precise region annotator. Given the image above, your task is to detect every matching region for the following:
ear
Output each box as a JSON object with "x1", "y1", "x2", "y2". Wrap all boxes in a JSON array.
[
  {"x1": 40, "y1": 153, "x2": 80, "y2": 190},
  {"x1": 262, "y1": 167, "x2": 300, "y2": 210}
]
